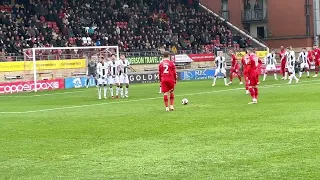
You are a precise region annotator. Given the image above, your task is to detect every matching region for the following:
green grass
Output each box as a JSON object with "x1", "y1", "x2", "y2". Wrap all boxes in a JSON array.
[{"x1": 1, "y1": 77, "x2": 320, "y2": 179}]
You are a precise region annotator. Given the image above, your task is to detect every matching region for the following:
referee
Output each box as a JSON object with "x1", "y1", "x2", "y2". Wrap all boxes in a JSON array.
[{"x1": 86, "y1": 58, "x2": 98, "y2": 88}]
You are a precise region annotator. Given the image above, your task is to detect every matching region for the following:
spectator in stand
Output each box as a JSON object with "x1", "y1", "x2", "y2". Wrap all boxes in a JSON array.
[{"x1": 0, "y1": 0, "x2": 251, "y2": 58}]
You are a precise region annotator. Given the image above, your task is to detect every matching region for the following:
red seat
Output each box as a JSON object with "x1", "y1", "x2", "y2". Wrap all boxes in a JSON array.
[
  {"x1": 40, "y1": 16, "x2": 46, "y2": 22},
  {"x1": 47, "y1": 22, "x2": 52, "y2": 28}
]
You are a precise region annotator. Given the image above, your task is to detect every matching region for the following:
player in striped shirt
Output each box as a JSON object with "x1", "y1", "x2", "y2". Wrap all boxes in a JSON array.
[
  {"x1": 212, "y1": 52, "x2": 228, "y2": 86},
  {"x1": 97, "y1": 57, "x2": 109, "y2": 99},
  {"x1": 263, "y1": 50, "x2": 278, "y2": 81},
  {"x1": 298, "y1": 48, "x2": 310, "y2": 78},
  {"x1": 119, "y1": 54, "x2": 130, "y2": 98},
  {"x1": 108, "y1": 54, "x2": 121, "y2": 98},
  {"x1": 286, "y1": 47, "x2": 299, "y2": 84}
]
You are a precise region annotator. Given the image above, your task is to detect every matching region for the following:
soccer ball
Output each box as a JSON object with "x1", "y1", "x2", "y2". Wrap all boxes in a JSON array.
[{"x1": 181, "y1": 98, "x2": 188, "y2": 105}]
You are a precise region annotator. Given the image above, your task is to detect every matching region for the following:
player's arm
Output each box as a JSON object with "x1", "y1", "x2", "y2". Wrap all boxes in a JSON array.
[
  {"x1": 172, "y1": 62, "x2": 177, "y2": 83},
  {"x1": 214, "y1": 58, "x2": 218, "y2": 68},
  {"x1": 274, "y1": 56, "x2": 277, "y2": 64},
  {"x1": 97, "y1": 64, "x2": 102, "y2": 77},
  {"x1": 158, "y1": 63, "x2": 162, "y2": 82}
]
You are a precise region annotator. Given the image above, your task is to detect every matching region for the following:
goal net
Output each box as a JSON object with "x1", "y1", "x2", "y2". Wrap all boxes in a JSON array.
[{"x1": 0, "y1": 46, "x2": 119, "y2": 94}]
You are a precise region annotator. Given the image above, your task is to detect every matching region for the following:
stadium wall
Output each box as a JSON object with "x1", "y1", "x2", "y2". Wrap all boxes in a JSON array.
[{"x1": 200, "y1": 0, "x2": 318, "y2": 48}]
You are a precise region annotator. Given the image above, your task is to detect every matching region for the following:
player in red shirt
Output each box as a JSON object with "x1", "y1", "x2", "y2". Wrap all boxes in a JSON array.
[
  {"x1": 279, "y1": 46, "x2": 288, "y2": 79},
  {"x1": 312, "y1": 45, "x2": 320, "y2": 77},
  {"x1": 228, "y1": 50, "x2": 243, "y2": 85},
  {"x1": 159, "y1": 51, "x2": 177, "y2": 111},
  {"x1": 247, "y1": 49, "x2": 259, "y2": 104},
  {"x1": 241, "y1": 50, "x2": 250, "y2": 95}
]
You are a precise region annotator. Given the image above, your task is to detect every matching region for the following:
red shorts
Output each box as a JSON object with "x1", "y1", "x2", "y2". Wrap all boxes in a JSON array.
[
  {"x1": 249, "y1": 72, "x2": 258, "y2": 86},
  {"x1": 231, "y1": 65, "x2": 240, "y2": 73},
  {"x1": 315, "y1": 59, "x2": 320, "y2": 66},
  {"x1": 161, "y1": 79, "x2": 175, "y2": 93}
]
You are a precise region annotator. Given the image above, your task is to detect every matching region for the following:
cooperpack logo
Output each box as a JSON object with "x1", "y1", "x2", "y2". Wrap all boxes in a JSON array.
[{"x1": 0, "y1": 82, "x2": 60, "y2": 94}]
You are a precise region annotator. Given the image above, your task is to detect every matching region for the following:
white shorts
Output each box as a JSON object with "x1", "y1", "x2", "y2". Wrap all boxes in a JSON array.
[
  {"x1": 300, "y1": 63, "x2": 309, "y2": 69},
  {"x1": 98, "y1": 77, "x2": 108, "y2": 85},
  {"x1": 287, "y1": 66, "x2": 295, "y2": 73},
  {"x1": 266, "y1": 64, "x2": 276, "y2": 71},
  {"x1": 215, "y1": 68, "x2": 226, "y2": 75},
  {"x1": 120, "y1": 74, "x2": 129, "y2": 84},
  {"x1": 108, "y1": 76, "x2": 120, "y2": 85}
]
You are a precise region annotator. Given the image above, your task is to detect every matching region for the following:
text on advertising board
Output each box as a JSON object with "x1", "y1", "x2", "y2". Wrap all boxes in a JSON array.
[
  {"x1": 128, "y1": 73, "x2": 159, "y2": 83},
  {"x1": 0, "y1": 59, "x2": 86, "y2": 72},
  {"x1": 128, "y1": 57, "x2": 160, "y2": 65},
  {"x1": 0, "y1": 79, "x2": 65, "y2": 94}
]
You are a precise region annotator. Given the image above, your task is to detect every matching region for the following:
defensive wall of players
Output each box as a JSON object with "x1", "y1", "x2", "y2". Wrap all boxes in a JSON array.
[{"x1": 5, "y1": 49, "x2": 311, "y2": 95}]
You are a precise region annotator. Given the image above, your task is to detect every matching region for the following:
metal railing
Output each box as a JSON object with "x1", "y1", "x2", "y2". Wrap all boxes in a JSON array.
[{"x1": 242, "y1": 9, "x2": 268, "y2": 22}]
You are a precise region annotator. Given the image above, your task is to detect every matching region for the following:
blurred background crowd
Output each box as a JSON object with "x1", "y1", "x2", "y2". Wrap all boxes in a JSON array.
[{"x1": 0, "y1": 0, "x2": 252, "y2": 58}]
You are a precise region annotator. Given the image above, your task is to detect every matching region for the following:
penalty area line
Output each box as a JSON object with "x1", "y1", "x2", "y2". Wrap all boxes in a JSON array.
[{"x1": 0, "y1": 80, "x2": 319, "y2": 114}]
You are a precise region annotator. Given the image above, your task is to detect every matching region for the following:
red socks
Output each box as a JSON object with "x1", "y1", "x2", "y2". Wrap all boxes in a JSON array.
[
  {"x1": 170, "y1": 92, "x2": 174, "y2": 106},
  {"x1": 238, "y1": 74, "x2": 242, "y2": 82},
  {"x1": 164, "y1": 95, "x2": 168, "y2": 107},
  {"x1": 254, "y1": 87, "x2": 258, "y2": 99},
  {"x1": 249, "y1": 88, "x2": 255, "y2": 99}
]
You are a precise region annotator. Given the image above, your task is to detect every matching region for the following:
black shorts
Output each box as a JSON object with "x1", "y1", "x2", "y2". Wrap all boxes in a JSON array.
[{"x1": 88, "y1": 73, "x2": 96, "y2": 77}]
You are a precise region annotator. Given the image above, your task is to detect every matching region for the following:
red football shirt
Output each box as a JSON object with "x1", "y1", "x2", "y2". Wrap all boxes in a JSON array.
[
  {"x1": 241, "y1": 55, "x2": 250, "y2": 74},
  {"x1": 158, "y1": 59, "x2": 177, "y2": 82},
  {"x1": 231, "y1": 54, "x2": 237, "y2": 67},
  {"x1": 279, "y1": 49, "x2": 286, "y2": 62},
  {"x1": 312, "y1": 48, "x2": 320, "y2": 61},
  {"x1": 248, "y1": 54, "x2": 258, "y2": 74}
]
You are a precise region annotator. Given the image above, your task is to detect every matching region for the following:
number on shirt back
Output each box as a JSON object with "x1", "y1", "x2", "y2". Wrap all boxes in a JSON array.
[{"x1": 164, "y1": 63, "x2": 169, "y2": 74}]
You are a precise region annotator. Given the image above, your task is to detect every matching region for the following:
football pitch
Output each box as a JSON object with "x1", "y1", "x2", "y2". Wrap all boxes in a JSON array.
[{"x1": 1, "y1": 77, "x2": 320, "y2": 179}]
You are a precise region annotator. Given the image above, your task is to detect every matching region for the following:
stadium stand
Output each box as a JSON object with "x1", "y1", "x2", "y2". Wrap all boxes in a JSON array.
[{"x1": 0, "y1": 0, "x2": 253, "y2": 59}]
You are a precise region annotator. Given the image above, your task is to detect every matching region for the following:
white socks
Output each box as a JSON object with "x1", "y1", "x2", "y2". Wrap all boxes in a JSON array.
[
  {"x1": 103, "y1": 86, "x2": 107, "y2": 98},
  {"x1": 263, "y1": 74, "x2": 267, "y2": 81},
  {"x1": 110, "y1": 87, "x2": 114, "y2": 97},
  {"x1": 98, "y1": 86, "x2": 102, "y2": 99}
]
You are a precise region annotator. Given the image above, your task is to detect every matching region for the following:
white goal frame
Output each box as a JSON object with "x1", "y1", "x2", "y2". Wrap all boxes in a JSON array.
[{"x1": 28, "y1": 46, "x2": 119, "y2": 92}]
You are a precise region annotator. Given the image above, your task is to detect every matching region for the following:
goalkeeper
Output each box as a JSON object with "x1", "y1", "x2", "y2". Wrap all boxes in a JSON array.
[{"x1": 86, "y1": 59, "x2": 98, "y2": 88}]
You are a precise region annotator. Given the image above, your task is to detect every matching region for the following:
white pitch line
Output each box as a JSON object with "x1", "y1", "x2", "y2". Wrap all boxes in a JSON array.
[
  {"x1": 0, "y1": 80, "x2": 319, "y2": 114},
  {"x1": 0, "y1": 81, "x2": 199, "y2": 98}
]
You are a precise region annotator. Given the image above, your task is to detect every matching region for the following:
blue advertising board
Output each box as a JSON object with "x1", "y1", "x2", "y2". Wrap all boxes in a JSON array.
[
  {"x1": 179, "y1": 69, "x2": 225, "y2": 80},
  {"x1": 64, "y1": 77, "x2": 96, "y2": 89}
]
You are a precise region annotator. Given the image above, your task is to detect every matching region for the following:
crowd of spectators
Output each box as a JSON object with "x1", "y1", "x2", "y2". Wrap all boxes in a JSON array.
[{"x1": 0, "y1": 0, "x2": 252, "y2": 58}]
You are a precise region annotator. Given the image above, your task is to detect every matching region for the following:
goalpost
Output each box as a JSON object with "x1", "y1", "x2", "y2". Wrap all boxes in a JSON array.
[{"x1": 22, "y1": 46, "x2": 119, "y2": 92}]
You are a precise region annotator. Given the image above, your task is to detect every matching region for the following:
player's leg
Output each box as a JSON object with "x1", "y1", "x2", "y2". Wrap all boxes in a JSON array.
[
  {"x1": 115, "y1": 76, "x2": 120, "y2": 98},
  {"x1": 97, "y1": 78, "x2": 102, "y2": 99},
  {"x1": 103, "y1": 82, "x2": 108, "y2": 99},
  {"x1": 159, "y1": 85, "x2": 162, "y2": 93},
  {"x1": 299, "y1": 63, "x2": 304, "y2": 78},
  {"x1": 125, "y1": 75, "x2": 129, "y2": 98},
  {"x1": 229, "y1": 68, "x2": 234, "y2": 84},
  {"x1": 314, "y1": 61, "x2": 319, "y2": 77},
  {"x1": 271, "y1": 65, "x2": 278, "y2": 80},
  {"x1": 119, "y1": 75, "x2": 124, "y2": 98},
  {"x1": 263, "y1": 66, "x2": 269, "y2": 81},
  {"x1": 168, "y1": 82, "x2": 175, "y2": 111},
  {"x1": 222, "y1": 69, "x2": 228, "y2": 86},
  {"x1": 281, "y1": 61, "x2": 285, "y2": 79},
  {"x1": 248, "y1": 74, "x2": 258, "y2": 104},
  {"x1": 244, "y1": 73, "x2": 249, "y2": 94},
  {"x1": 236, "y1": 67, "x2": 242, "y2": 84},
  {"x1": 306, "y1": 63, "x2": 310, "y2": 77},
  {"x1": 108, "y1": 77, "x2": 114, "y2": 98},
  {"x1": 212, "y1": 69, "x2": 219, "y2": 86},
  {"x1": 161, "y1": 81, "x2": 170, "y2": 111}
]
